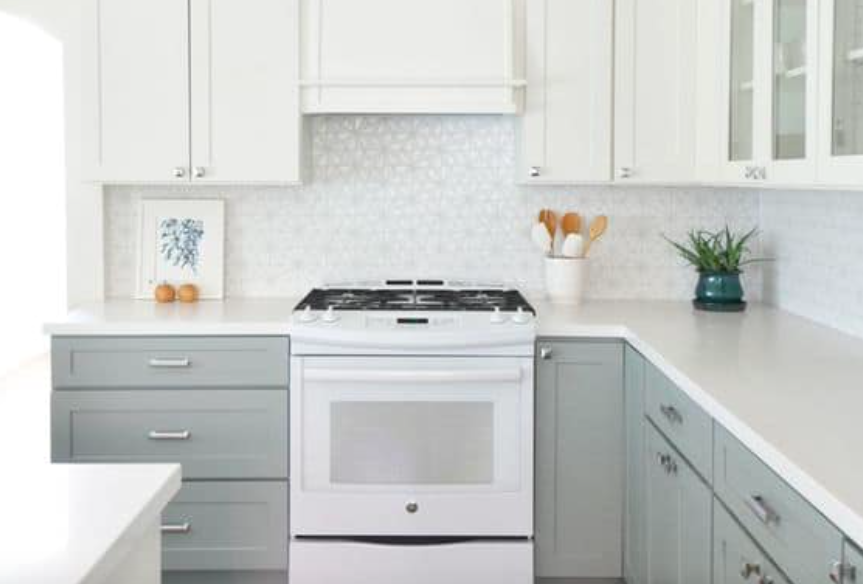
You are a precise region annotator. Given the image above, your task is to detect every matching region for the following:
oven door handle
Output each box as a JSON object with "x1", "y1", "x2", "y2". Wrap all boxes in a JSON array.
[{"x1": 303, "y1": 368, "x2": 523, "y2": 384}]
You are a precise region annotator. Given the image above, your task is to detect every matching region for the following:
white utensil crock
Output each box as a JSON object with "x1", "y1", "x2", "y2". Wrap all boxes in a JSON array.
[{"x1": 544, "y1": 256, "x2": 588, "y2": 305}]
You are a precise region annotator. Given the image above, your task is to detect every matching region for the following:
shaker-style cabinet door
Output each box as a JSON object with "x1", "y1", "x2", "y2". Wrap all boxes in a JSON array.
[
  {"x1": 189, "y1": 0, "x2": 302, "y2": 184},
  {"x1": 517, "y1": 0, "x2": 613, "y2": 184},
  {"x1": 818, "y1": 0, "x2": 863, "y2": 185},
  {"x1": 614, "y1": 0, "x2": 699, "y2": 183},
  {"x1": 623, "y1": 345, "x2": 647, "y2": 584},
  {"x1": 535, "y1": 340, "x2": 624, "y2": 578},
  {"x1": 645, "y1": 422, "x2": 712, "y2": 584},
  {"x1": 82, "y1": 0, "x2": 191, "y2": 183}
]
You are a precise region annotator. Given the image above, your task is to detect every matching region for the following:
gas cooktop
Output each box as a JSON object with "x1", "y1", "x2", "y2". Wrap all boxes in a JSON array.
[{"x1": 295, "y1": 280, "x2": 535, "y2": 313}]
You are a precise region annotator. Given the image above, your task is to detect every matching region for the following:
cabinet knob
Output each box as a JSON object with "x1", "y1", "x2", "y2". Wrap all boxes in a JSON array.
[
  {"x1": 193, "y1": 166, "x2": 206, "y2": 179},
  {"x1": 618, "y1": 167, "x2": 633, "y2": 179},
  {"x1": 539, "y1": 346, "x2": 553, "y2": 360},
  {"x1": 173, "y1": 167, "x2": 187, "y2": 179},
  {"x1": 529, "y1": 166, "x2": 541, "y2": 178},
  {"x1": 405, "y1": 501, "x2": 419, "y2": 514},
  {"x1": 740, "y1": 562, "x2": 761, "y2": 579}
]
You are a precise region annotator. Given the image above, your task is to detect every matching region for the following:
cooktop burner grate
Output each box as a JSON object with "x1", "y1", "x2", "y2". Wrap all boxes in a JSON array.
[{"x1": 295, "y1": 287, "x2": 535, "y2": 313}]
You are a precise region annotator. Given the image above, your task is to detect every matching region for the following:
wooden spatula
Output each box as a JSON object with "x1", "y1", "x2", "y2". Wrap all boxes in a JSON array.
[
  {"x1": 539, "y1": 209, "x2": 558, "y2": 245},
  {"x1": 582, "y1": 215, "x2": 608, "y2": 257}
]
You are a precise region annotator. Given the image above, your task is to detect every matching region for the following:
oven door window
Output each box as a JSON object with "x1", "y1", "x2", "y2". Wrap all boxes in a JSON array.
[
  {"x1": 330, "y1": 401, "x2": 494, "y2": 485},
  {"x1": 298, "y1": 357, "x2": 529, "y2": 493}
]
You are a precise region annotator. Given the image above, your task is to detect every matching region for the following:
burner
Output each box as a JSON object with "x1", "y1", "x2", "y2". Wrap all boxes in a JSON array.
[{"x1": 295, "y1": 285, "x2": 535, "y2": 314}]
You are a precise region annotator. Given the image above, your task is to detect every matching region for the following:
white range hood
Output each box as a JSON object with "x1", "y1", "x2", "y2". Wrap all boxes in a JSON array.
[{"x1": 300, "y1": 0, "x2": 524, "y2": 114}]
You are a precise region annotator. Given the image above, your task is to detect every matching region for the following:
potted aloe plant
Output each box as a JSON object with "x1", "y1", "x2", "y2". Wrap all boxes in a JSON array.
[{"x1": 665, "y1": 227, "x2": 765, "y2": 312}]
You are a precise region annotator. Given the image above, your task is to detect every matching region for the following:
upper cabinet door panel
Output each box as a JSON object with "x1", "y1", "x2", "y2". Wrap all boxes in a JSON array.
[
  {"x1": 518, "y1": 0, "x2": 612, "y2": 184},
  {"x1": 301, "y1": 0, "x2": 519, "y2": 113},
  {"x1": 818, "y1": 0, "x2": 863, "y2": 185},
  {"x1": 190, "y1": 0, "x2": 302, "y2": 184},
  {"x1": 614, "y1": 0, "x2": 699, "y2": 183},
  {"x1": 83, "y1": 0, "x2": 190, "y2": 183}
]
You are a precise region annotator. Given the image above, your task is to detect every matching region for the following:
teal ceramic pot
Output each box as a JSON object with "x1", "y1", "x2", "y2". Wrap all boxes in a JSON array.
[{"x1": 693, "y1": 271, "x2": 746, "y2": 312}]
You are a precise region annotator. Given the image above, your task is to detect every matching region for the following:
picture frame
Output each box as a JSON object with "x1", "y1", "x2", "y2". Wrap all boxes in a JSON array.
[{"x1": 135, "y1": 199, "x2": 225, "y2": 300}]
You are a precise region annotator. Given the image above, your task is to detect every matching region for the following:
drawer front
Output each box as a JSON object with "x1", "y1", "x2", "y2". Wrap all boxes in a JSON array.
[
  {"x1": 52, "y1": 390, "x2": 288, "y2": 479},
  {"x1": 644, "y1": 363, "x2": 713, "y2": 481},
  {"x1": 162, "y1": 481, "x2": 288, "y2": 571},
  {"x1": 52, "y1": 336, "x2": 289, "y2": 389},
  {"x1": 714, "y1": 425, "x2": 843, "y2": 584},
  {"x1": 714, "y1": 500, "x2": 791, "y2": 584}
]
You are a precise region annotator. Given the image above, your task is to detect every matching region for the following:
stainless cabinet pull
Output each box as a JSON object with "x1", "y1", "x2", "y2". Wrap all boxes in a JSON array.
[
  {"x1": 830, "y1": 561, "x2": 857, "y2": 583},
  {"x1": 740, "y1": 562, "x2": 761, "y2": 579},
  {"x1": 659, "y1": 404, "x2": 683, "y2": 424},
  {"x1": 148, "y1": 358, "x2": 191, "y2": 368},
  {"x1": 161, "y1": 522, "x2": 191, "y2": 534},
  {"x1": 618, "y1": 166, "x2": 633, "y2": 179},
  {"x1": 148, "y1": 430, "x2": 191, "y2": 441},
  {"x1": 539, "y1": 346, "x2": 553, "y2": 360},
  {"x1": 746, "y1": 494, "x2": 779, "y2": 525},
  {"x1": 173, "y1": 167, "x2": 187, "y2": 179},
  {"x1": 193, "y1": 166, "x2": 206, "y2": 178},
  {"x1": 529, "y1": 166, "x2": 541, "y2": 178}
]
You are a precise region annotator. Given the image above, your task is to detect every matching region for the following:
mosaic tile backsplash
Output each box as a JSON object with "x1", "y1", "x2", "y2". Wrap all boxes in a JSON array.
[
  {"x1": 761, "y1": 190, "x2": 863, "y2": 339},
  {"x1": 105, "y1": 115, "x2": 762, "y2": 301}
]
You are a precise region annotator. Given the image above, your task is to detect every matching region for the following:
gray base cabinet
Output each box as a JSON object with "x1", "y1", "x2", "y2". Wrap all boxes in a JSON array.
[
  {"x1": 50, "y1": 335, "x2": 290, "y2": 580},
  {"x1": 645, "y1": 422, "x2": 712, "y2": 584},
  {"x1": 624, "y1": 345, "x2": 646, "y2": 584},
  {"x1": 536, "y1": 339, "x2": 624, "y2": 579},
  {"x1": 715, "y1": 501, "x2": 791, "y2": 584},
  {"x1": 163, "y1": 481, "x2": 288, "y2": 571}
]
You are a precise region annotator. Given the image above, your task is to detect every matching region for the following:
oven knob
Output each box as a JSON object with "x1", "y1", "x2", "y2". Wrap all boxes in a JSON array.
[
  {"x1": 322, "y1": 306, "x2": 339, "y2": 323},
  {"x1": 405, "y1": 501, "x2": 419, "y2": 514},
  {"x1": 490, "y1": 307, "x2": 506, "y2": 324},
  {"x1": 298, "y1": 306, "x2": 317, "y2": 323},
  {"x1": 512, "y1": 306, "x2": 531, "y2": 324}
]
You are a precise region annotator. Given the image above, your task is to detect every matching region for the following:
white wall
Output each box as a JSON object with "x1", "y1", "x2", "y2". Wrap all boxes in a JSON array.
[{"x1": 0, "y1": 0, "x2": 104, "y2": 308}]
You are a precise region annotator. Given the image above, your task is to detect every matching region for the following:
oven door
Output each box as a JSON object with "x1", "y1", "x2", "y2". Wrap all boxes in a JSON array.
[{"x1": 290, "y1": 356, "x2": 534, "y2": 537}]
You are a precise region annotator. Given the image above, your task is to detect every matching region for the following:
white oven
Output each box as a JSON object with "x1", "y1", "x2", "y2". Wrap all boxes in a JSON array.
[{"x1": 289, "y1": 355, "x2": 534, "y2": 537}]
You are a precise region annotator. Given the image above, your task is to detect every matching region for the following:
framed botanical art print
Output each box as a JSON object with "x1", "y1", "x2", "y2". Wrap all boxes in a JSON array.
[{"x1": 135, "y1": 199, "x2": 225, "y2": 299}]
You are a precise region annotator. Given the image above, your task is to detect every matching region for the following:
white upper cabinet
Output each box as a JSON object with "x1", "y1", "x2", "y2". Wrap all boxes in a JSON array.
[
  {"x1": 516, "y1": 0, "x2": 613, "y2": 184},
  {"x1": 719, "y1": 0, "x2": 819, "y2": 186},
  {"x1": 614, "y1": 0, "x2": 700, "y2": 184},
  {"x1": 190, "y1": 0, "x2": 302, "y2": 184},
  {"x1": 84, "y1": 0, "x2": 302, "y2": 184},
  {"x1": 818, "y1": 0, "x2": 863, "y2": 185},
  {"x1": 300, "y1": 0, "x2": 522, "y2": 113},
  {"x1": 82, "y1": 0, "x2": 190, "y2": 183}
]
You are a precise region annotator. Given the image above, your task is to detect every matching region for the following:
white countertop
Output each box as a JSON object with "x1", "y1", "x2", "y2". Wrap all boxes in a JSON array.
[
  {"x1": 44, "y1": 298, "x2": 863, "y2": 547},
  {"x1": 45, "y1": 298, "x2": 299, "y2": 336},
  {"x1": 0, "y1": 464, "x2": 181, "y2": 584}
]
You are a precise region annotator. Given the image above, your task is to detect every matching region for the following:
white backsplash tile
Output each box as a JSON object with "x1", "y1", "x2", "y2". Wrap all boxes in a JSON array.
[
  {"x1": 104, "y1": 115, "x2": 762, "y2": 301},
  {"x1": 761, "y1": 190, "x2": 863, "y2": 339}
]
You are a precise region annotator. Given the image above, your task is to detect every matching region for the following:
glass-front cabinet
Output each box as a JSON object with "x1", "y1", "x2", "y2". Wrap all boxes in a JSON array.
[
  {"x1": 819, "y1": 0, "x2": 863, "y2": 184},
  {"x1": 721, "y1": 0, "x2": 818, "y2": 184}
]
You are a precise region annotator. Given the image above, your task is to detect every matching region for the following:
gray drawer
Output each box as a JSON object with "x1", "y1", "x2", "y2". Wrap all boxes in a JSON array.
[
  {"x1": 714, "y1": 424, "x2": 843, "y2": 584},
  {"x1": 162, "y1": 481, "x2": 288, "y2": 571},
  {"x1": 52, "y1": 390, "x2": 288, "y2": 479},
  {"x1": 644, "y1": 362, "x2": 712, "y2": 481},
  {"x1": 714, "y1": 500, "x2": 791, "y2": 584},
  {"x1": 52, "y1": 336, "x2": 289, "y2": 389}
]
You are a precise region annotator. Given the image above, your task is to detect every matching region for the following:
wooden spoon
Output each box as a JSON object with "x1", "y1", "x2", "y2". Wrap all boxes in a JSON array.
[
  {"x1": 582, "y1": 215, "x2": 609, "y2": 257},
  {"x1": 561, "y1": 213, "x2": 582, "y2": 237}
]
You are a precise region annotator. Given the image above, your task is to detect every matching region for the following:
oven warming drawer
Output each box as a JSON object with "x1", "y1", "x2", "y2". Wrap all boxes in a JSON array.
[
  {"x1": 290, "y1": 539, "x2": 534, "y2": 584},
  {"x1": 290, "y1": 355, "x2": 534, "y2": 537}
]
